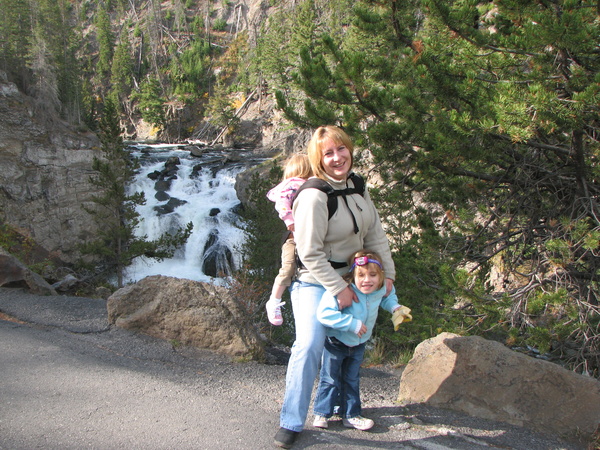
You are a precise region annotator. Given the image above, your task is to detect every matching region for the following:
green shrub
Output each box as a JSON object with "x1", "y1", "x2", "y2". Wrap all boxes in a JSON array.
[
  {"x1": 212, "y1": 18, "x2": 227, "y2": 32},
  {"x1": 234, "y1": 162, "x2": 295, "y2": 345}
]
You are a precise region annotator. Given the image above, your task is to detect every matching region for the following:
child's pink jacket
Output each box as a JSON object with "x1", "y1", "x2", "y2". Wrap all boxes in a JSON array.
[{"x1": 266, "y1": 177, "x2": 307, "y2": 228}]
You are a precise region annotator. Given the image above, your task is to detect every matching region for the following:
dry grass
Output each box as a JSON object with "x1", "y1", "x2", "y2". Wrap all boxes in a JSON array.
[{"x1": 0, "y1": 311, "x2": 26, "y2": 324}]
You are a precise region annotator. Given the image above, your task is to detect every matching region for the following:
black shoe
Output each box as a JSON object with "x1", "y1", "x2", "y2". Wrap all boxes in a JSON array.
[{"x1": 274, "y1": 427, "x2": 299, "y2": 448}]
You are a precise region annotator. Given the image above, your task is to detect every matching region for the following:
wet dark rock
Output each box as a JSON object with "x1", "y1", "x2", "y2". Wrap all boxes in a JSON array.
[
  {"x1": 202, "y1": 230, "x2": 233, "y2": 277},
  {"x1": 153, "y1": 197, "x2": 188, "y2": 215},
  {"x1": 223, "y1": 151, "x2": 242, "y2": 163},
  {"x1": 154, "y1": 179, "x2": 172, "y2": 192},
  {"x1": 147, "y1": 170, "x2": 161, "y2": 180},
  {"x1": 191, "y1": 164, "x2": 203, "y2": 178},
  {"x1": 155, "y1": 191, "x2": 170, "y2": 201},
  {"x1": 148, "y1": 157, "x2": 181, "y2": 188},
  {"x1": 185, "y1": 145, "x2": 206, "y2": 157},
  {"x1": 230, "y1": 203, "x2": 243, "y2": 215}
]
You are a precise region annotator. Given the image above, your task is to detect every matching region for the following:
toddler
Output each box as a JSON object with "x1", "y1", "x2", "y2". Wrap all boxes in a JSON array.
[
  {"x1": 265, "y1": 153, "x2": 312, "y2": 326},
  {"x1": 312, "y1": 250, "x2": 412, "y2": 430}
]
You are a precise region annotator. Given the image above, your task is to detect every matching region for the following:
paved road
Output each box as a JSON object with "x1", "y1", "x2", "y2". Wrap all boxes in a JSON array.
[{"x1": 0, "y1": 287, "x2": 583, "y2": 449}]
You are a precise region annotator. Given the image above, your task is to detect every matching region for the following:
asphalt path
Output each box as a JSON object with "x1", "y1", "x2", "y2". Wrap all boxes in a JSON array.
[{"x1": 0, "y1": 287, "x2": 583, "y2": 450}]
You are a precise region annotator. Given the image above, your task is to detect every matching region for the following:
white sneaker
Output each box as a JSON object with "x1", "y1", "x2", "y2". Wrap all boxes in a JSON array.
[
  {"x1": 313, "y1": 415, "x2": 328, "y2": 428},
  {"x1": 343, "y1": 416, "x2": 374, "y2": 431},
  {"x1": 266, "y1": 298, "x2": 285, "y2": 326}
]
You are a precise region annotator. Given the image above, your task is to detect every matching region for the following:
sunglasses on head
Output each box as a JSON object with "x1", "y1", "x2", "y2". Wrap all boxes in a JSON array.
[{"x1": 351, "y1": 256, "x2": 382, "y2": 271}]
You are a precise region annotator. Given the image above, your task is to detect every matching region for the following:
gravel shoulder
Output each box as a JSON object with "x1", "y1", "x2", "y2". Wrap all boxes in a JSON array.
[{"x1": 0, "y1": 287, "x2": 584, "y2": 450}]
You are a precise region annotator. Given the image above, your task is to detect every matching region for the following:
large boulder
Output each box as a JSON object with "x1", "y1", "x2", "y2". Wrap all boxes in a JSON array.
[
  {"x1": 398, "y1": 332, "x2": 600, "y2": 443},
  {"x1": 0, "y1": 248, "x2": 56, "y2": 295},
  {"x1": 107, "y1": 275, "x2": 264, "y2": 359}
]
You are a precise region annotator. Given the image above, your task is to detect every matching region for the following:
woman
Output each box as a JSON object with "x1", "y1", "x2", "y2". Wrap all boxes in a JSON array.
[{"x1": 274, "y1": 126, "x2": 396, "y2": 448}]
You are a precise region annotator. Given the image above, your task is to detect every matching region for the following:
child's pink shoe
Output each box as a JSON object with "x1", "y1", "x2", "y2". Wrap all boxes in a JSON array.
[{"x1": 266, "y1": 298, "x2": 285, "y2": 326}]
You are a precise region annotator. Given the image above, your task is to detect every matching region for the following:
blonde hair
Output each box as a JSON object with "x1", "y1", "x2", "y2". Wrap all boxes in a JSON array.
[
  {"x1": 284, "y1": 153, "x2": 313, "y2": 179},
  {"x1": 306, "y1": 126, "x2": 354, "y2": 180},
  {"x1": 344, "y1": 249, "x2": 385, "y2": 289}
]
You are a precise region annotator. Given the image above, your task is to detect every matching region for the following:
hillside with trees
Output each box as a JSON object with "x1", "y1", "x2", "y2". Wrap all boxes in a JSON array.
[
  {"x1": 0, "y1": 0, "x2": 257, "y2": 141},
  {"x1": 0, "y1": 0, "x2": 598, "y2": 377}
]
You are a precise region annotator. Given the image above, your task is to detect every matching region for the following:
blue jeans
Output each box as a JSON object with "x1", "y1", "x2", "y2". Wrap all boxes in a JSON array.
[
  {"x1": 313, "y1": 336, "x2": 366, "y2": 419},
  {"x1": 279, "y1": 281, "x2": 327, "y2": 432}
]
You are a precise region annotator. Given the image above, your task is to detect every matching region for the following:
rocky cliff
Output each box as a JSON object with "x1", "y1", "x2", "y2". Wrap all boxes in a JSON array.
[{"x1": 0, "y1": 73, "x2": 101, "y2": 265}]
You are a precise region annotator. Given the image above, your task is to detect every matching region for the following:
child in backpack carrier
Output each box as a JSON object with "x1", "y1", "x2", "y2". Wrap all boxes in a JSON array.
[{"x1": 265, "y1": 153, "x2": 313, "y2": 326}]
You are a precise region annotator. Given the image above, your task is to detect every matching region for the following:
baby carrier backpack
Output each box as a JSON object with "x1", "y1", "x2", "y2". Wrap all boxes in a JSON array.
[
  {"x1": 292, "y1": 173, "x2": 365, "y2": 221},
  {"x1": 291, "y1": 173, "x2": 366, "y2": 269}
]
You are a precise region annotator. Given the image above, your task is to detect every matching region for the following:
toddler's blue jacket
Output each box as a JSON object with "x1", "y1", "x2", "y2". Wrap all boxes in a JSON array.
[{"x1": 317, "y1": 284, "x2": 401, "y2": 347}]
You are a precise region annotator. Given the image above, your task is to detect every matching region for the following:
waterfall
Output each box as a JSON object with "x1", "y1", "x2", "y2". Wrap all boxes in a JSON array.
[{"x1": 123, "y1": 143, "x2": 256, "y2": 284}]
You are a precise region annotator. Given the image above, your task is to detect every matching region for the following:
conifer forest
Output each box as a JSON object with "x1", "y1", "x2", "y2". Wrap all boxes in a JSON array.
[{"x1": 1, "y1": 0, "x2": 599, "y2": 376}]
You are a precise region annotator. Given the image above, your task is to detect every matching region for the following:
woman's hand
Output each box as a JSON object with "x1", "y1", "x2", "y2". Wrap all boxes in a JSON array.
[
  {"x1": 385, "y1": 278, "x2": 394, "y2": 296},
  {"x1": 337, "y1": 285, "x2": 358, "y2": 309}
]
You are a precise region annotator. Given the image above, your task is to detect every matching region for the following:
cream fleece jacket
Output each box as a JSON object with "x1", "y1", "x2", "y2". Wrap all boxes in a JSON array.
[{"x1": 292, "y1": 173, "x2": 396, "y2": 296}]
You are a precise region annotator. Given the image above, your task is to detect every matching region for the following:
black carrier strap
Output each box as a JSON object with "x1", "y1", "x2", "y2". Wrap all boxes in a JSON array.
[
  {"x1": 293, "y1": 173, "x2": 365, "y2": 221},
  {"x1": 292, "y1": 173, "x2": 366, "y2": 271},
  {"x1": 295, "y1": 257, "x2": 348, "y2": 271}
]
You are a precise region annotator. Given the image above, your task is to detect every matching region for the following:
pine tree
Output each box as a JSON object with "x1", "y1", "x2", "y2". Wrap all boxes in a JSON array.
[
  {"x1": 0, "y1": 0, "x2": 32, "y2": 90},
  {"x1": 110, "y1": 28, "x2": 134, "y2": 109},
  {"x1": 146, "y1": 0, "x2": 165, "y2": 76},
  {"x1": 81, "y1": 97, "x2": 192, "y2": 287},
  {"x1": 95, "y1": 5, "x2": 114, "y2": 82},
  {"x1": 0, "y1": 0, "x2": 84, "y2": 122},
  {"x1": 169, "y1": 38, "x2": 212, "y2": 101},
  {"x1": 172, "y1": 0, "x2": 189, "y2": 37},
  {"x1": 34, "y1": 0, "x2": 83, "y2": 121},
  {"x1": 273, "y1": 0, "x2": 600, "y2": 374},
  {"x1": 132, "y1": 76, "x2": 167, "y2": 129},
  {"x1": 27, "y1": 30, "x2": 57, "y2": 112}
]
